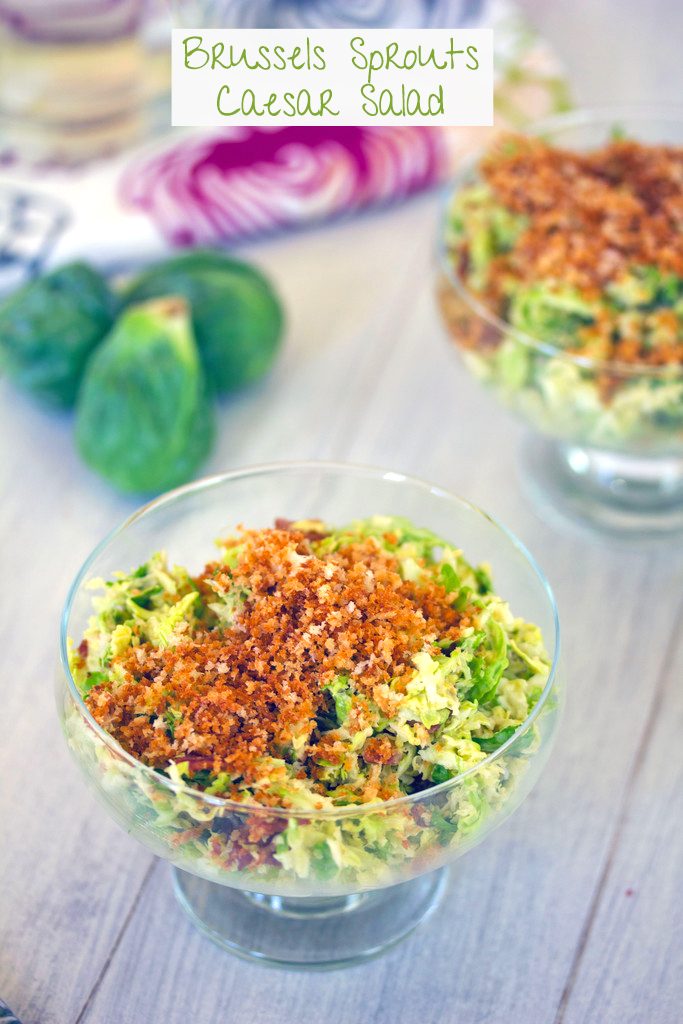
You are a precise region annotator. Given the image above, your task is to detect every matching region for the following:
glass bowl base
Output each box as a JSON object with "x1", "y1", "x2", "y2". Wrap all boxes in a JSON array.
[
  {"x1": 523, "y1": 436, "x2": 683, "y2": 538},
  {"x1": 172, "y1": 866, "x2": 448, "y2": 970}
]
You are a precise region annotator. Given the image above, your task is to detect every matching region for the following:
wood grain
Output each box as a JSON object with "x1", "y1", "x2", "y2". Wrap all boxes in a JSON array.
[
  {"x1": 74, "y1": 224, "x2": 683, "y2": 1024},
  {"x1": 2, "y1": 195, "x2": 682, "y2": 1024},
  {"x1": 2, "y1": 3, "x2": 683, "y2": 1017},
  {"x1": 558, "y1": 614, "x2": 683, "y2": 1024}
]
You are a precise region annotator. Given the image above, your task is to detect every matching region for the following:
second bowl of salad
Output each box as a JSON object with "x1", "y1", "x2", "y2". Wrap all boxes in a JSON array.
[{"x1": 438, "y1": 107, "x2": 683, "y2": 535}]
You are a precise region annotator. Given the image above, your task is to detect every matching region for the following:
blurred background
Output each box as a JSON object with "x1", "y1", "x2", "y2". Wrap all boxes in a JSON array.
[
  {"x1": 0, "y1": 0, "x2": 677, "y2": 167},
  {"x1": 523, "y1": 0, "x2": 680, "y2": 104},
  {"x1": 0, "y1": 0, "x2": 570, "y2": 281},
  {"x1": 0, "y1": 0, "x2": 678, "y2": 284}
]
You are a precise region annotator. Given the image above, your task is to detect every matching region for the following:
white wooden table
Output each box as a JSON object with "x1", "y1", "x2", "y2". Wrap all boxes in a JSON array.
[{"x1": 1, "y1": 3, "x2": 682, "y2": 1021}]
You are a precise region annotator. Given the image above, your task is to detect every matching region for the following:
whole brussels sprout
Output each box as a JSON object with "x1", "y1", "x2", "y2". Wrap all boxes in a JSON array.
[
  {"x1": 0, "y1": 262, "x2": 116, "y2": 408},
  {"x1": 75, "y1": 297, "x2": 215, "y2": 494},
  {"x1": 123, "y1": 250, "x2": 284, "y2": 395}
]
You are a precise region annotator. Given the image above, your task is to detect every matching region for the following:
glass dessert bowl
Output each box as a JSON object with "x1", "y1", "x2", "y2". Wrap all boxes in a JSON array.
[
  {"x1": 57, "y1": 462, "x2": 561, "y2": 969},
  {"x1": 437, "y1": 106, "x2": 683, "y2": 536}
]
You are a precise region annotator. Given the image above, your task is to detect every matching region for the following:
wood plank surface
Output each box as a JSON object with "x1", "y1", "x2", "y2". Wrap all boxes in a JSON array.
[
  {"x1": 74, "y1": 218, "x2": 683, "y2": 1024},
  {"x1": 1, "y1": 2, "x2": 683, "y2": 1021},
  {"x1": 559, "y1": 619, "x2": 683, "y2": 1024}
]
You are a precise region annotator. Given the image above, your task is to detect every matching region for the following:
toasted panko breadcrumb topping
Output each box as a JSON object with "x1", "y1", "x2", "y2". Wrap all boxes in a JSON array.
[
  {"x1": 483, "y1": 137, "x2": 683, "y2": 289},
  {"x1": 473, "y1": 136, "x2": 683, "y2": 367},
  {"x1": 86, "y1": 527, "x2": 466, "y2": 791}
]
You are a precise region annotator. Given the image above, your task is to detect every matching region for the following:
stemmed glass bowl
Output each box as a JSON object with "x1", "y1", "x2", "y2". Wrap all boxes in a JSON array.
[
  {"x1": 437, "y1": 107, "x2": 683, "y2": 536},
  {"x1": 57, "y1": 462, "x2": 561, "y2": 969}
]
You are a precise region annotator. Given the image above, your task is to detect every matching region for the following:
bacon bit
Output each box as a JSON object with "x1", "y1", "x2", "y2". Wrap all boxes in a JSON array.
[
  {"x1": 178, "y1": 755, "x2": 215, "y2": 771},
  {"x1": 85, "y1": 527, "x2": 466, "y2": 794},
  {"x1": 363, "y1": 735, "x2": 399, "y2": 765},
  {"x1": 170, "y1": 825, "x2": 206, "y2": 848},
  {"x1": 227, "y1": 846, "x2": 256, "y2": 871},
  {"x1": 310, "y1": 733, "x2": 347, "y2": 767},
  {"x1": 274, "y1": 517, "x2": 295, "y2": 530},
  {"x1": 411, "y1": 804, "x2": 431, "y2": 826},
  {"x1": 245, "y1": 815, "x2": 287, "y2": 844},
  {"x1": 274, "y1": 517, "x2": 330, "y2": 542}
]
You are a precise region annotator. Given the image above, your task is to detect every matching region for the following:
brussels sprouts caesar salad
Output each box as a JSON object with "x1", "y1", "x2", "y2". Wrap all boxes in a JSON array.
[
  {"x1": 441, "y1": 134, "x2": 683, "y2": 451},
  {"x1": 68, "y1": 517, "x2": 551, "y2": 888}
]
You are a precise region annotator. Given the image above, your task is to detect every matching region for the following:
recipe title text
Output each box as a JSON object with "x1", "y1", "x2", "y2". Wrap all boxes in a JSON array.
[{"x1": 172, "y1": 29, "x2": 493, "y2": 126}]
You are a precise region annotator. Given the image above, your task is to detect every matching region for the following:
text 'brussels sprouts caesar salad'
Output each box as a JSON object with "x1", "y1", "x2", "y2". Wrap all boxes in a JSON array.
[
  {"x1": 440, "y1": 135, "x2": 683, "y2": 451},
  {"x1": 68, "y1": 517, "x2": 551, "y2": 889}
]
